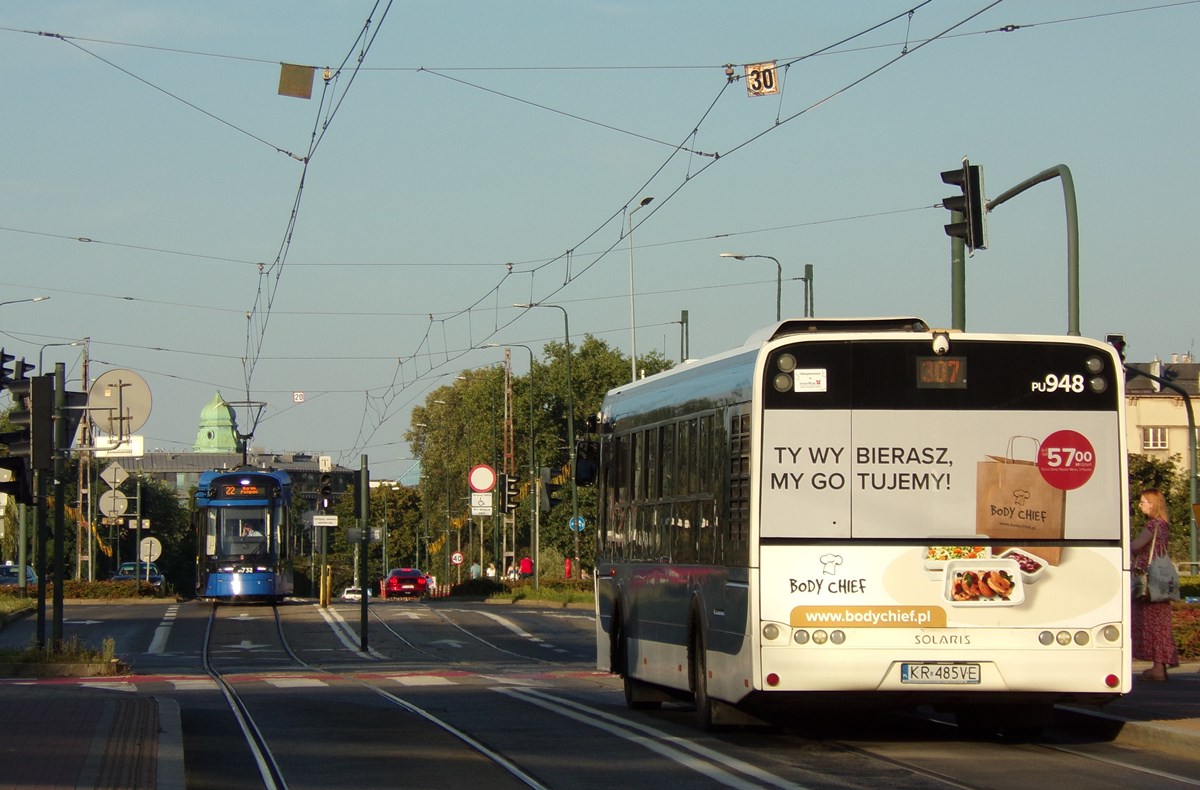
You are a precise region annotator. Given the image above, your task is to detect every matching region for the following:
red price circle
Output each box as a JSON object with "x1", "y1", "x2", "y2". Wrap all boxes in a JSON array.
[{"x1": 1037, "y1": 430, "x2": 1096, "y2": 490}]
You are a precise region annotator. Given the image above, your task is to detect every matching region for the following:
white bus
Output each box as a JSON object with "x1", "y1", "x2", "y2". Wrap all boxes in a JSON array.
[{"x1": 594, "y1": 318, "x2": 1130, "y2": 732}]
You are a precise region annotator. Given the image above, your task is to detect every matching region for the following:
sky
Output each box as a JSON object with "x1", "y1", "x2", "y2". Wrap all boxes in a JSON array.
[{"x1": 2, "y1": 1, "x2": 1197, "y2": 481}]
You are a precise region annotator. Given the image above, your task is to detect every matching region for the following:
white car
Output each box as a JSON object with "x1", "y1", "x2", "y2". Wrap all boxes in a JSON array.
[{"x1": 340, "y1": 586, "x2": 366, "y2": 602}]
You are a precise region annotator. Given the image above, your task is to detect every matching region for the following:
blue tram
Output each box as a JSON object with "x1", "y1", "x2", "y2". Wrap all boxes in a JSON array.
[{"x1": 195, "y1": 468, "x2": 295, "y2": 602}]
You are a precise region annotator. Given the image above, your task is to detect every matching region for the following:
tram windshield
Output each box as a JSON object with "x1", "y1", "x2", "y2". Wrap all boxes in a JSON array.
[{"x1": 206, "y1": 507, "x2": 270, "y2": 557}]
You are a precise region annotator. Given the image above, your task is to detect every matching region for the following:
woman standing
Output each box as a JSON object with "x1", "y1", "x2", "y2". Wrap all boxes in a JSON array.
[{"x1": 1131, "y1": 488, "x2": 1179, "y2": 681}]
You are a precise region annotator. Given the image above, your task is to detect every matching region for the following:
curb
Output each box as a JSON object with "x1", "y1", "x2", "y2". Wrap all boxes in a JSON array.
[{"x1": 1055, "y1": 704, "x2": 1200, "y2": 756}]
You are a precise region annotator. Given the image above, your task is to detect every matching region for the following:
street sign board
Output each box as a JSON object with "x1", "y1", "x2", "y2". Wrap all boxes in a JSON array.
[
  {"x1": 468, "y1": 464, "x2": 497, "y2": 493},
  {"x1": 100, "y1": 462, "x2": 128, "y2": 488},
  {"x1": 470, "y1": 492, "x2": 493, "y2": 516},
  {"x1": 140, "y1": 536, "x2": 162, "y2": 562},
  {"x1": 312, "y1": 514, "x2": 339, "y2": 527},
  {"x1": 100, "y1": 489, "x2": 129, "y2": 517}
]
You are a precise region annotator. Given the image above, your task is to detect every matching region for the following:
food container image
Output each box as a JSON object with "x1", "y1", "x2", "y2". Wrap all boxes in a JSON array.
[
  {"x1": 943, "y1": 559, "x2": 1023, "y2": 606},
  {"x1": 922, "y1": 544, "x2": 991, "y2": 574},
  {"x1": 998, "y1": 548, "x2": 1048, "y2": 584}
]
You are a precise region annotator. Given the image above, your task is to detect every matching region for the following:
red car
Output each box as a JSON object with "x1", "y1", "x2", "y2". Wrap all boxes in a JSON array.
[{"x1": 385, "y1": 568, "x2": 428, "y2": 598}]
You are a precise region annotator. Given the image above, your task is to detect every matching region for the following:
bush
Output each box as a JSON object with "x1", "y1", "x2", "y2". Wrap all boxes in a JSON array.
[{"x1": 449, "y1": 578, "x2": 505, "y2": 597}]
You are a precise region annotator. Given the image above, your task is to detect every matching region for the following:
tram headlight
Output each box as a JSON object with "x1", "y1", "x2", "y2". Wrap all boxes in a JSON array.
[
  {"x1": 794, "y1": 630, "x2": 810, "y2": 645},
  {"x1": 1039, "y1": 631, "x2": 1055, "y2": 646},
  {"x1": 777, "y1": 353, "x2": 797, "y2": 373},
  {"x1": 773, "y1": 373, "x2": 793, "y2": 392},
  {"x1": 1056, "y1": 630, "x2": 1072, "y2": 646},
  {"x1": 1088, "y1": 376, "x2": 1108, "y2": 393},
  {"x1": 762, "y1": 623, "x2": 781, "y2": 641},
  {"x1": 1073, "y1": 631, "x2": 1090, "y2": 646},
  {"x1": 1101, "y1": 625, "x2": 1121, "y2": 643},
  {"x1": 830, "y1": 630, "x2": 846, "y2": 645},
  {"x1": 1084, "y1": 355, "x2": 1105, "y2": 374},
  {"x1": 812, "y1": 630, "x2": 829, "y2": 644}
]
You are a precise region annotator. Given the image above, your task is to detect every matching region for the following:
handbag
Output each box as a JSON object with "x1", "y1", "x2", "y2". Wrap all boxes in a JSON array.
[{"x1": 1135, "y1": 524, "x2": 1180, "y2": 603}]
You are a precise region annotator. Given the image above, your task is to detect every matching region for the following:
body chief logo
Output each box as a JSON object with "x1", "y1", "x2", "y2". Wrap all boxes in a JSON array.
[{"x1": 789, "y1": 554, "x2": 867, "y2": 594}]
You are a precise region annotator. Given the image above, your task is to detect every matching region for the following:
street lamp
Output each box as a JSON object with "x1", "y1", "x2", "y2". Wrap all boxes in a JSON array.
[
  {"x1": 513, "y1": 302, "x2": 579, "y2": 577},
  {"x1": 0, "y1": 296, "x2": 49, "y2": 311},
  {"x1": 720, "y1": 253, "x2": 781, "y2": 322},
  {"x1": 628, "y1": 196, "x2": 654, "y2": 382},
  {"x1": 800, "y1": 263, "x2": 815, "y2": 318},
  {"x1": 433, "y1": 399, "x2": 453, "y2": 586},
  {"x1": 38, "y1": 338, "x2": 86, "y2": 375},
  {"x1": 484, "y1": 342, "x2": 539, "y2": 588}
]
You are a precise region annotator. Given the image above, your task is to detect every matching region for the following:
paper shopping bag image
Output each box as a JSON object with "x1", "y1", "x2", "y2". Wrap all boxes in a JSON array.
[{"x1": 976, "y1": 446, "x2": 1065, "y2": 565}]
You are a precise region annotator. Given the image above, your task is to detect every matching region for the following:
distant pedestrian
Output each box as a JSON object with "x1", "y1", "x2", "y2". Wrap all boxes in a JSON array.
[
  {"x1": 469, "y1": 561, "x2": 481, "y2": 580},
  {"x1": 1132, "y1": 488, "x2": 1179, "y2": 681},
  {"x1": 519, "y1": 555, "x2": 533, "y2": 579},
  {"x1": 485, "y1": 562, "x2": 497, "y2": 580}
]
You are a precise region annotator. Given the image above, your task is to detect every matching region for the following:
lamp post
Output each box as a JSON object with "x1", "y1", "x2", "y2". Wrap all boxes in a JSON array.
[
  {"x1": 720, "y1": 252, "x2": 781, "y2": 321},
  {"x1": 484, "y1": 342, "x2": 539, "y2": 587},
  {"x1": 432, "y1": 398, "x2": 454, "y2": 586},
  {"x1": 38, "y1": 338, "x2": 85, "y2": 375},
  {"x1": 0, "y1": 296, "x2": 49, "y2": 311},
  {"x1": 628, "y1": 196, "x2": 654, "y2": 382},
  {"x1": 513, "y1": 302, "x2": 578, "y2": 577},
  {"x1": 800, "y1": 264, "x2": 815, "y2": 318}
]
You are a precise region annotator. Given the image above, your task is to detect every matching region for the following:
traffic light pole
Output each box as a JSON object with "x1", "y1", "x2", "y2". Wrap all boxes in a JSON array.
[
  {"x1": 949, "y1": 213, "x2": 966, "y2": 331},
  {"x1": 984, "y1": 164, "x2": 1079, "y2": 336},
  {"x1": 52, "y1": 364, "x2": 66, "y2": 648},
  {"x1": 358, "y1": 455, "x2": 370, "y2": 652}
]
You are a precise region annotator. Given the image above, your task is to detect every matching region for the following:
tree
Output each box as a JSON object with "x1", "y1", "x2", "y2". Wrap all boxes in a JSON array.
[
  {"x1": 1128, "y1": 453, "x2": 1194, "y2": 561},
  {"x1": 406, "y1": 335, "x2": 673, "y2": 576}
]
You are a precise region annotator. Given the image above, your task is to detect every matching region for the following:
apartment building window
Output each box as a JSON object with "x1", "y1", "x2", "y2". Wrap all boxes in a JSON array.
[{"x1": 1141, "y1": 426, "x2": 1169, "y2": 451}]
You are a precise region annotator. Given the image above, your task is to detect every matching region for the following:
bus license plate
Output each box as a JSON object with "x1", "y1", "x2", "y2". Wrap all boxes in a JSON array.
[{"x1": 901, "y1": 663, "x2": 980, "y2": 684}]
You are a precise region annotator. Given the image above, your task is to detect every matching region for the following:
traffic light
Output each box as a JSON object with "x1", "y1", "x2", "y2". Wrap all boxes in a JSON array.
[
  {"x1": 539, "y1": 466, "x2": 565, "y2": 513},
  {"x1": 941, "y1": 159, "x2": 988, "y2": 252},
  {"x1": 0, "y1": 367, "x2": 52, "y2": 470},
  {"x1": 1106, "y1": 334, "x2": 1127, "y2": 365},
  {"x1": 0, "y1": 361, "x2": 51, "y2": 505},
  {"x1": 319, "y1": 473, "x2": 332, "y2": 510},
  {"x1": 504, "y1": 474, "x2": 518, "y2": 513},
  {"x1": 0, "y1": 348, "x2": 13, "y2": 391}
]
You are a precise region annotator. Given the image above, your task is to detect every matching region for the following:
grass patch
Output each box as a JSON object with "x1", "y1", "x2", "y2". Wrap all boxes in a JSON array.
[
  {"x1": 0, "y1": 635, "x2": 121, "y2": 665},
  {"x1": 486, "y1": 578, "x2": 595, "y2": 606}
]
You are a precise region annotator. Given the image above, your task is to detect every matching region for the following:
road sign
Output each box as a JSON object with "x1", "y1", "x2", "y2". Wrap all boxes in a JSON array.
[
  {"x1": 468, "y1": 464, "x2": 497, "y2": 493},
  {"x1": 450, "y1": 551, "x2": 465, "y2": 566},
  {"x1": 312, "y1": 514, "x2": 339, "y2": 527},
  {"x1": 99, "y1": 462, "x2": 128, "y2": 488},
  {"x1": 99, "y1": 489, "x2": 129, "y2": 518},
  {"x1": 139, "y1": 536, "x2": 162, "y2": 562},
  {"x1": 744, "y1": 61, "x2": 779, "y2": 96},
  {"x1": 569, "y1": 515, "x2": 586, "y2": 532},
  {"x1": 470, "y1": 492, "x2": 493, "y2": 516}
]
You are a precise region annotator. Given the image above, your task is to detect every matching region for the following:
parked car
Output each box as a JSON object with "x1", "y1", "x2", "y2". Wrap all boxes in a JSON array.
[
  {"x1": 111, "y1": 562, "x2": 164, "y2": 589},
  {"x1": 384, "y1": 568, "x2": 428, "y2": 598},
  {"x1": 0, "y1": 563, "x2": 37, "y2": 586}
]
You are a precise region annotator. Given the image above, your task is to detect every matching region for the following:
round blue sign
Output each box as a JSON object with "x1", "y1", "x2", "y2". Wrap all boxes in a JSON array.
[{"x1": 569, "y1": 516, "x2": 586, "y2": 532}]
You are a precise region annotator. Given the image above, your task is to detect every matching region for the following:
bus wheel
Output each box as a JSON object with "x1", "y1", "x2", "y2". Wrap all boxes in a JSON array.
[{"x1": 690, "y1": 628, "x2": 714, "y2": 730}]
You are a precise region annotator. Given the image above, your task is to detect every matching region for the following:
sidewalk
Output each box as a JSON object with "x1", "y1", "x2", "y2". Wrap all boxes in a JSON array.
[
  {"x1": 0, "y1": 684, "x2": 182, "y2": 790},
  {"x1": 1055, "y1": 660, "x2": 1200, "y2": 755}
]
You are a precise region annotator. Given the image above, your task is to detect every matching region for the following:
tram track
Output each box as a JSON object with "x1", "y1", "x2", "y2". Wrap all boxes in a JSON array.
[
  {"x1": 202, "y1": 602, "x2": 552, "y2": 789},
  {"x1": 194, "y1": 601, "x2": 1196, "y2": 789}
]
